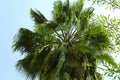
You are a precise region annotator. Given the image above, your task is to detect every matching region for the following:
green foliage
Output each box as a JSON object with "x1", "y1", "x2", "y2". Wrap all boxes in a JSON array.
[
  {"x1": 12, "y1": 0, "x2": 120, "y2": 80},
  {"x1": 92, "y1": 14, "x2": 120, "y2": 79},
  {"x1": 89, "y1": 0, "x2": 120, "y2": 9},
  {"x1": 13, "y1": 28, "x2": 42, "y2": 54},
  {"x1": 94, "y1": 15, "x2": 120, "y2": 52},
  {"x1": 30, "y1": 9, "x2": 47, "y2": 24}
]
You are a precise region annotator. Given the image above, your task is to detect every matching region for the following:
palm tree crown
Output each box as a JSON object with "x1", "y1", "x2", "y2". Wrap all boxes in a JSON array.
[{"x1": 12, "y1": 0, "x2": 117, "y2": 80}]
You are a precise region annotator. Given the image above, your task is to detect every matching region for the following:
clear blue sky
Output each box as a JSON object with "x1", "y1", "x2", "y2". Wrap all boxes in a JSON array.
[{"x1": 0, "y1": 0, "x2": 119, "y2": 80}]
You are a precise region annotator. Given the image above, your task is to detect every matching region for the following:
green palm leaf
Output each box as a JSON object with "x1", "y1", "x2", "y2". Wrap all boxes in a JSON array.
[
  {"x1": 30, "y1": 9, "x2": 47, "y2": 24},
  {"x1": 13, "y1": 28, "x2": 43, "y2": 54}
]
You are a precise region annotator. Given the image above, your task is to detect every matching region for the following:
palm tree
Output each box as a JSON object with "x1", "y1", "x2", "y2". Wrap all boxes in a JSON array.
[{"x1": 12, "y1": 0, "x2": 118, "y2": 80}]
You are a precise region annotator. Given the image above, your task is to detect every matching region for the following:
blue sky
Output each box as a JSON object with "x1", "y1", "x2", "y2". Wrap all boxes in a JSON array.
[{"x1": 0, "y1": 0, "x2": 119, "y2": 80}]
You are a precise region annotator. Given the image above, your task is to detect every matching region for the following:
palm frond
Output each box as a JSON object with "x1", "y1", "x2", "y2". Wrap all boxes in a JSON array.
[
  {"x1": 52, "y1": 0, "x2": 64, "y2": 23},
  {"x1": 12, "y1": 28, "x2": 42, "y2": 54},
  {"x1": 87, "y1": 26, "x2": 110, "y2": 51},
  {"x1": 74, "y1": 0, "x2": 84, "y2": 17},
  {"x1": 16, "y1": 54, "x2": 37, "y2": 80},
  {"x1": 30, "y1": 9, "x2": 47, "y2": 24},
  {"x1": 79, "y1": 7, "x2": 94, "y2": 31},
  {"x1": 97, "y1": 53, "x2": 118, "y2": 68},
  {"x1": 16, "y1": 44, "x2": 52, "y2": 80}
]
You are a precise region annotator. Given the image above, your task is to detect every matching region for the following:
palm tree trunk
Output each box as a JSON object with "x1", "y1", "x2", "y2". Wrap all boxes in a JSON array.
[
  {"x1": 83, "y1": 55, "x2": 87, "y2": 80},
  {"x1": 83, "y1": 70, "x2": 87, "y2": 80}
]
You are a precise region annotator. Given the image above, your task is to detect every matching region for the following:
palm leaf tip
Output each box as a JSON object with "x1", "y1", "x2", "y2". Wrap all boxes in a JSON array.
[
  {"x1": 12, "y1": 28, "x2": 39, "y2": 54},
  {"x1": 16, "y1": 58, "x2": 37, "y2": 80},
  {"x1": 30, "y1": 8, "x2": 47, "y2": 24}
]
